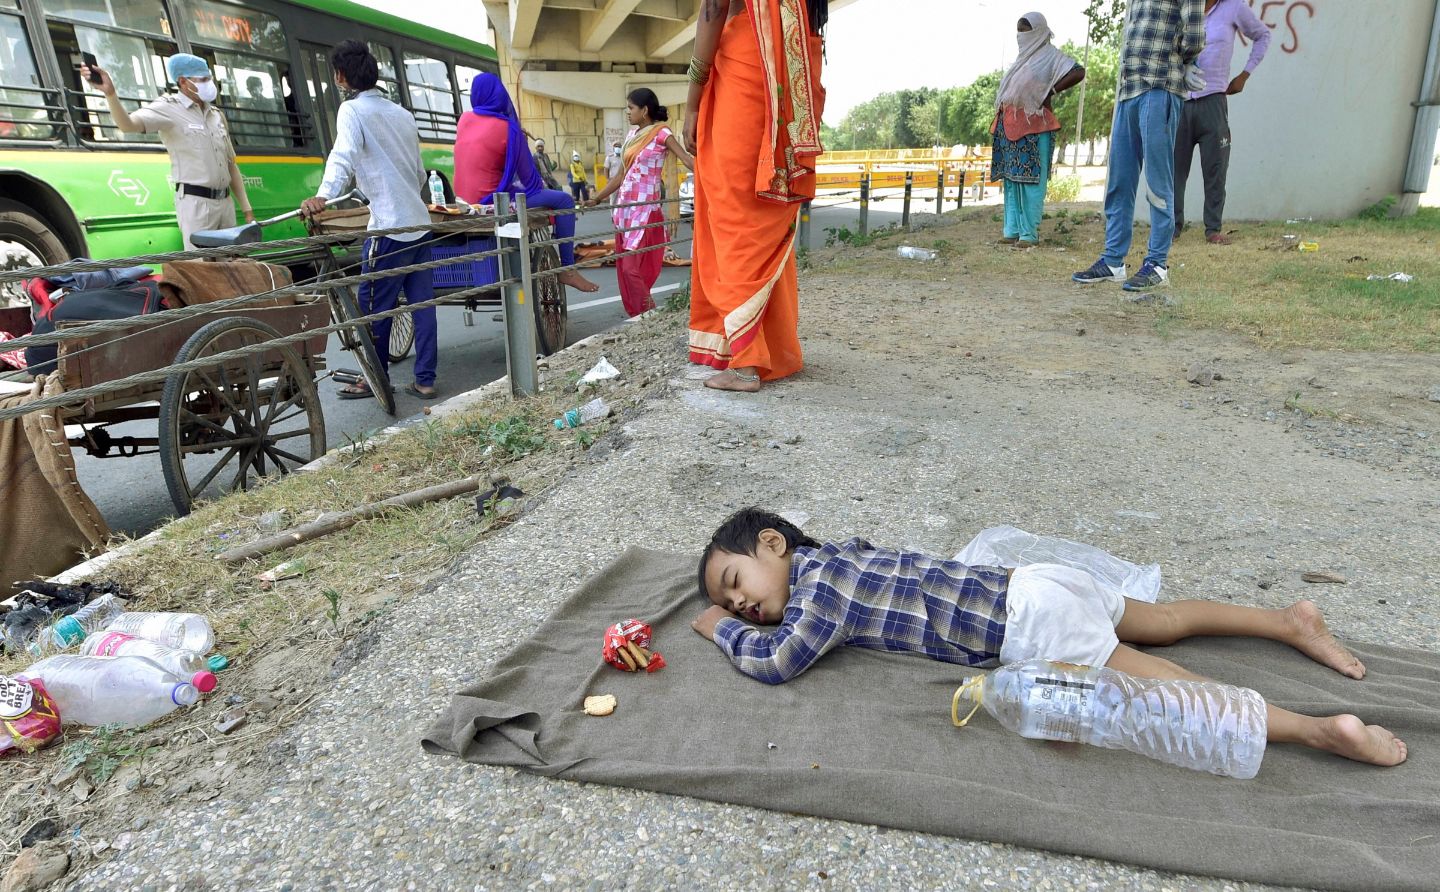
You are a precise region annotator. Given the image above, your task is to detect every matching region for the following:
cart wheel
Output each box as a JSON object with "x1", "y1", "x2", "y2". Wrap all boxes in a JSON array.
[
  {"x1": 388, "y1": 294, "x2": 415, "y2": 362},
  {"x1": 529, "y1": 244, "x2": 567, "y2": 356},
  {"x1": 159, "y1": 317, "x2": 326, "y2": 517},
  {"x1": 328, "y1": 288, "x2": 396, "y2": 416}
]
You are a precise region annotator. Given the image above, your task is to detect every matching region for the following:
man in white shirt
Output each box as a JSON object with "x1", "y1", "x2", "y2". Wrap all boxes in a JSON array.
[{"x1": 301, "y1": 41, "x2": 438, "y2": 400}]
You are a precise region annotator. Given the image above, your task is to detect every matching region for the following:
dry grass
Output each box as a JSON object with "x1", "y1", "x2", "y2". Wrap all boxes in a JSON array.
[{"x1": 832, "y1": 204, "x2": 1440, "y2": 353}]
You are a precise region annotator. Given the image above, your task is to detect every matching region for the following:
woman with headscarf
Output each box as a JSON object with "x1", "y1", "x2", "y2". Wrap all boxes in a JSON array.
[
  {"x1": 991, "y1": 12, "x2": 1085, "y2": 249},
  {"x1": 453, "y1": 73, "x2": 599, "y2": 292},
  {"x1": 585, "y1": 88, "x2": 695, "y2": 316},
  {"x1": 683, "y1": 0, "x2": 827, "y2": 393}
]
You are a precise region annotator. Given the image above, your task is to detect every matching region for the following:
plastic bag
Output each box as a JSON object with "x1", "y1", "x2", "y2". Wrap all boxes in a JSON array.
[
  {"x1": 578, "y1": 356, "x2": 620, "y2": 389},
  {"x1": 953, "y1": 526, "x2": 1160, "y2": 603}
]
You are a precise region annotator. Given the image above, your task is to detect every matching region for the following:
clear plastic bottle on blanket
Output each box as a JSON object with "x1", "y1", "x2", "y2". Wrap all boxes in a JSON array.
[{"x1": 952, "y1": 659, "x2": 1268, "y2": 779}]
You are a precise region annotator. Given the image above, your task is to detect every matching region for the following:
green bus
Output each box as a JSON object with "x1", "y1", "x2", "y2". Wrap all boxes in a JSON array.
[{"x1": 0, "y1": 0, "x2": 498, "y2": 268}]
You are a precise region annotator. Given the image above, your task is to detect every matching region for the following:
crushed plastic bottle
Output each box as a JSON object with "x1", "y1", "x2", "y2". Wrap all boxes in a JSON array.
[
  {"x1": 80, "y1": 632, "x2": 217, "y2": 693},
  {"x1": 102, "y1": 612, "x2": 214, "y2": 654},
  {"x1": 953, "y1": 659, "x2": 1267, "y2": 779},
  {"x1": 428, "y1": 170, "x2": 446, "y2": 206},
  {"x1": 897, "y1": 246, "x2": 937, "y2": 261},
  {"x1": 20, "y1": 655, "x2": 202, "y2": 729},
  {"x1": 554, "y1": 397, "x2": 610, "y2": 429},
  {"x1": 26, "y1": 594, "x2": 126, "y2": 657}
]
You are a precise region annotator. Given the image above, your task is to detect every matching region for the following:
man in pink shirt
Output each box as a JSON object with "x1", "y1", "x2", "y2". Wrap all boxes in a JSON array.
[{"x1": 1174, "y1": 0, "x2": 1271, "y2": 245}]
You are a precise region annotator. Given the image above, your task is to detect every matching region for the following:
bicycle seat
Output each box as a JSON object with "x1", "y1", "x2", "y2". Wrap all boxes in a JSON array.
[{"x1": 190, "y1": 221, "x2": 263, "y2": 248}]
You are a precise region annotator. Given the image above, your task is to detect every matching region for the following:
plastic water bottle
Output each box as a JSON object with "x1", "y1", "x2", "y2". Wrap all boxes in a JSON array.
[
  {"x1": 897, "y1": 246, "x2": 937, "y2": 261},
  {"x1": 19, "y1": 655, "x2": 202, "y2": 729},
  {"x1": 81, "y1": 632, "x2": 218, "y2": 693},
  {"x1": 428, "y1": 170, "x2": 445, "y2": 206},
  {"x1": 102, "y1": 612, "x2": 214, "y2": 654},
  {"x1": 952, "y1": 659, "x2": 1268, "y2": 779},
  {"x1": 554, "y1": 397, "x2": 610, "y2": 429},
  {"x1": 26, "y1": 594, "x2": 126, "y2": 656}
]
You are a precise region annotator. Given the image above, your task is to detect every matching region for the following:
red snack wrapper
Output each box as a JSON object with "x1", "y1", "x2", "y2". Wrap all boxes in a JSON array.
[
  {"x1": 602, "y1": 619, "x2": 664, "y2": 672},
  {"x1": 1, "y1": 676, "x2": 62, "y2": 757}
]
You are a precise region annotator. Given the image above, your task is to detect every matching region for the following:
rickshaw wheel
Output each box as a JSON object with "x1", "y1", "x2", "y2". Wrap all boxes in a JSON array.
[
  {"x1": 529, "y1": 243, "x2": 567, "y2": 356},
  {"x1": 159, "y1": 317, "x2": 326, "y2": 516},
  {"x1": 329, "y1": 288, "x2": 396, "y2": 416},
  {"x1": 388, "y1": 295, "x2": 415, "y2": 362}
]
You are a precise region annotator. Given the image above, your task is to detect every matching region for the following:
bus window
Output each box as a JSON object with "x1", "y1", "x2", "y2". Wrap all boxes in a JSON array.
[
  {"x1": 48, "y1": 19, "x2": 175, "y2": 144},
  {"x1": 368, "y1": 42, "x2": 399, "y2": 99},
  {"x1": 1, "y1": 8, "x2": 57, "y2": 140},
  {"x1": 208, "y1": 52, "x2": 289, "y2": 149},
  {"x1": 454, "y1": 64, "x2": 483, "y2": 104},
  {"x1": 403, "y1": 51, "x2": 455, "y2": 141},
  {"x1": 46, "y1": 0, "x2": 171, "y2": 37}
]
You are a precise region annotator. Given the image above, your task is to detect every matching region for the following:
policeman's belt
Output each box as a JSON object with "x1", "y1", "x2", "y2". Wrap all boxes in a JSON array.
[{"x1": 176, "y1": 183, "x2": 230, "y2": 200}]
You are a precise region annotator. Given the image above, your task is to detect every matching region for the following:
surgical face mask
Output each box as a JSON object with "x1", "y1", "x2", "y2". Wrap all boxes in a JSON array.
[
  {"x1": 191, "y1": 79, "x2": 217, "y2": 103},
  {"x1": 613, "y1": 147, "x2": 620, "y2": 156}
]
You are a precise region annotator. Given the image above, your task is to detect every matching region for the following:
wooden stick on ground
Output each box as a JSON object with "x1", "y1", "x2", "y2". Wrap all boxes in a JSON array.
[{"x1": 215, "y1": 475, "x2": 486, "y2": 563}]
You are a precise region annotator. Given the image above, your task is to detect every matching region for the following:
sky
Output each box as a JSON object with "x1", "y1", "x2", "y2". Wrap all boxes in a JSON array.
[{"x1": 356, "y1": 0, "x2": 1100, "y2": 124}]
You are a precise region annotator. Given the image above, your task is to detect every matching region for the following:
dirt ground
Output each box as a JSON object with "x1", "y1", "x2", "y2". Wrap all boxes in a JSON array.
[{"x1": 5, "y1": 206, "x2": 1438, "y2": 887}]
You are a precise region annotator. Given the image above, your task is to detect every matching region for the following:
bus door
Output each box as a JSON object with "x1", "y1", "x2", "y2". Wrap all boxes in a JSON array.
[{"x1": 299, "y1": 42, "x2": 337, "y2": 152}]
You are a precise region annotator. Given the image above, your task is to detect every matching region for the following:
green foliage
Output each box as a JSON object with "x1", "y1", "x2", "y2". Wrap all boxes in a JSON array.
[
  {"x1": 829, "y1": 87, "x2": 941, "y2": 150},
  {"x1": 60, "y1": 725, "x2": 155, "y2": 785},
  {"x1": 321, "y1": 588, "x2": 341, "y2": 630},
  {"x1": 1051, "y1": 40, "x2": 1120, "y2": 151},
  {"x1": 663, "y1": 286, "x2": 691, "y2": 313},
  {"x1": 449, "y1": 415, "x2": 546, "y2": 458},
  {"x1": 823, "y1": 223, "x2": 897, "y2": 248},
  {"x1": 1084, "y1": 0, "x2": 1128, "y2": 44},
  {"x1": 1046, "y1": 175, "x2": 1082, "y2": 203},
  {"x1": 1358, "y1": 196, "x2": 1397, "y2": 221},
  {"x1": 939, "y1": 71, "x2": 1002, "y2": 148}
]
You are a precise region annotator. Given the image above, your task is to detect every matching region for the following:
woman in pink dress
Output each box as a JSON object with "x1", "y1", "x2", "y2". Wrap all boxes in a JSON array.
[{"x1": 585, "y1": 88, "x2": 694, "y2": 316}]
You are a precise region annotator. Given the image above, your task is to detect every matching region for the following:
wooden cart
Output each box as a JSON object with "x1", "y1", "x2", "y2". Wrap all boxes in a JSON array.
[{"x1": 1, "y1": 298, "x2": 329, "y2": 517}]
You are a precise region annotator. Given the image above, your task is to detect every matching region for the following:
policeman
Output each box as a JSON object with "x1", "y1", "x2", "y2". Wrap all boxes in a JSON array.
[{"x1": 82, "y1": 53, "x2": 254, "y2": 250}]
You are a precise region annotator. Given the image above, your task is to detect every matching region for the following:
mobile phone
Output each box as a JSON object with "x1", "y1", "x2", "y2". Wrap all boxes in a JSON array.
[{"x1": 80, "y1": 52, "x2": 103, "y2": 84}]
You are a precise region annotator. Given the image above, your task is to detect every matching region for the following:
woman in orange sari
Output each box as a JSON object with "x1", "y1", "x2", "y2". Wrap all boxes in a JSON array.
[{"x1": 685, "y1": 0, "x2": 826, "y2": 392}]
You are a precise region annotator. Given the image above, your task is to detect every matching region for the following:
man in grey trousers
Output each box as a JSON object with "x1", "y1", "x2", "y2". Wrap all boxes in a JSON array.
[{"x1": 1174, "y1": 0, "x2": 1270, "y2": 245}]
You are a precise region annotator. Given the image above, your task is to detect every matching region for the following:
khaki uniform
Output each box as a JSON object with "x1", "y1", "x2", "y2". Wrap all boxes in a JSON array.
[{"x1": 130, "y1": 94, "x2": 238, "y2": 250}]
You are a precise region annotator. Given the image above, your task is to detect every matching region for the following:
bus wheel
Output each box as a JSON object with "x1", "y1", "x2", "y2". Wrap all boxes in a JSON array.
[{"x1": 0, "y1": 198, "x2": 68, "y2": 305}]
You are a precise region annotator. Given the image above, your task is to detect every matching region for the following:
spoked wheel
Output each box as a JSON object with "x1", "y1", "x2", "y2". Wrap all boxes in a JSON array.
[
  {"x1": 159, "y1": 317, "x2": 326, "y2": 517},
  {"x1": 327, "y1": 287, "x2": 396, "y2": 415},
  {"x1": 388, "y1": 294, "x2": 415, "y2": 362},
  {"x1": 529, "y1": 244, "x2": 567, "y2": 356}
]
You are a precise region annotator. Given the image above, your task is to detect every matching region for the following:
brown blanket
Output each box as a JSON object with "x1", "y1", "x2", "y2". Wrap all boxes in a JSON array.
[
  {"x1": 160, "y1": 260, "x2": 293, "y2": 308},
  {"x1": 0, "y1": 375, "x2": 108, "y2": 596},
  {"x1": 423, "y1": 547, "x2": 1440, "y2": 892}
]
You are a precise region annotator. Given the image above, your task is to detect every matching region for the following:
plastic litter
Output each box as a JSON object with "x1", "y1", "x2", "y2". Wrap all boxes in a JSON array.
[
  {"x1": 27, "y1": 594, "x2": 126, "y2": 657},
  {"x1": 0, "y1": 676, "x2": 62, "y2": 756},
  {"x1": 1298, "y1": 241, "x2": 1320, "y2": 253},
  {"x1": 953, "y1": 525, "x2": 1160, "y2": 603},
  {"x1": 1365, "y1": 272, "x2": 1414, "y2": 283},
  {"x1": 953, "y1": 659, "x2": 1267, "y2": 779},
  {"x1": 578, "y1": 356, "x2": 621, "y2": 388},
  {"x1": 19, "y1": 655, "x2": 202, "y2": 729},
  {"x1": 554, "y1": 397, "x2": 610, "y2": 429},
  {"x1": 81, "y1": 631, "x2": 217, "y2": 692},
  {"x1": 896, "y1": 246, "x2": 937, "y2": 261},
  {"x1": 101, "y1": 612, "x2": 215, "y2": 654}
]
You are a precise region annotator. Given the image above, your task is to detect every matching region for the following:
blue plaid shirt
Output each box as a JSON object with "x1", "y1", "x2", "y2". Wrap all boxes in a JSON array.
[
  {"x1": 1118, "y1": 0, "x2": 1207, "y2": 102},
  {"x1": 712, "y1": 538, "x2": 1010, "y2": 684}
]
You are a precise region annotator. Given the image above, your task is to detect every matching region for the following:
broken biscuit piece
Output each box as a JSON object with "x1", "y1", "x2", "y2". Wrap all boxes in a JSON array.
[{"x1": 583, "y1": 694, "x2": 617, "y2": 717}]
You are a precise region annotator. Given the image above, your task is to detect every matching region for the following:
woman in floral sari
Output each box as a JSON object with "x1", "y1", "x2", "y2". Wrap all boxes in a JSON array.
[
  {"x1": 684, "y1": 0, "x2": 826, "y2": 392},
  {"x1": 990, "y1": 12, "x2": 1085, "y2": 249},
  {"x1": 586, "y1": 88, "x2": 694, "y2": 316}
]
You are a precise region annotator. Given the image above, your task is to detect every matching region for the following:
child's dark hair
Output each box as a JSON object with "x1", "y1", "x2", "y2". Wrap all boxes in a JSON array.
[
  {"x1": 696, "y1": 507, "x2": 820, "y2": 602},
  {"x1": 627, "y1": 87, "x2": 668, "y2": 122},
  {"x1": 331, "y1": 40, "x2": 379, "y2": 92}
]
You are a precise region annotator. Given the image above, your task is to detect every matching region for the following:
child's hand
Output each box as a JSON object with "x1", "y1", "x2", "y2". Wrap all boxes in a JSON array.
[{"x1": 691, "y1": 605, "x2": 734, "y2": 641}]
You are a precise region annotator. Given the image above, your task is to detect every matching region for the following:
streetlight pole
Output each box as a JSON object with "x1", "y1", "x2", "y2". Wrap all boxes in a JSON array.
[{"x1": 1071, "y1": 18, "x2": 1092, "y2": 172}]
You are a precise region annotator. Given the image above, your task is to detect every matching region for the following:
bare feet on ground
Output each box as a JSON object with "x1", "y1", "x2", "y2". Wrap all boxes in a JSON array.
[
  {"x1": 557, "y1": 270, "x2": 600, "y2": 293},
  {"x1": 703, "y1": 369, "x2": 762, "y2": 393},
  {"x1": 1284, "y1": 600, "x2": 1366, "y2": 679},
  {"x1": 1315, "y1": 714, "x2": 1408, "y2": 766}
]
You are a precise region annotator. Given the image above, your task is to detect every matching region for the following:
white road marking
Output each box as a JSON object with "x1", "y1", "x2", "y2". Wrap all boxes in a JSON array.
[{"x1": 569, "y1": 282, "x2": 681, "y2": 311}]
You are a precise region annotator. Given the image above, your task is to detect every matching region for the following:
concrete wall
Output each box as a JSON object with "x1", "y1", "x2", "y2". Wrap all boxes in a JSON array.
[{"x1": 1176, "y1": 0, "x2": 1436, "y2": 221}]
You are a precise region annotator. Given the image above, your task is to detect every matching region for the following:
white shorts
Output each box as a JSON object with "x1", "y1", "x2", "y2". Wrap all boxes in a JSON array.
[{"x1": 999, "y1": 563, "x2": 1128, "y2": 668}]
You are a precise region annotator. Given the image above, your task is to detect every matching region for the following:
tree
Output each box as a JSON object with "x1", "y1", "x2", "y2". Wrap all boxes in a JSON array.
[
  {"x1": 939, "y1": 71, "x2": 1001, "y2": 149},
  {"x1": 1084, "y1": 0, "x2": 1127, "y2": 43},
  {"x1": 892, "y1": 87, "x2": 938, "y2": 148},
  {"x1": 907, "y1": 95, "x2": 942, "y2": 148},
  {"x1": 1051, "y1": 40, "x2": 1119, "y2": 161},
  {"x1": 834, "y1": 92, "x2": 902, "y2": 150}
]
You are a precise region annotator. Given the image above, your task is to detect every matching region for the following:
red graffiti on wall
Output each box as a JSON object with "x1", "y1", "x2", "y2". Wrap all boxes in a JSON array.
[{"x1": 1240, "y1": 0, "x2": 1316, "y2": 55}]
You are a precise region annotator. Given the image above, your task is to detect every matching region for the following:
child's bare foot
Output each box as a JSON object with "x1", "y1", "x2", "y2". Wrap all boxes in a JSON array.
[
  {"x1": 1314, "y1": 714, "x2": 1407, "y2": 766},
  {"x1": 1283, "y1": 600, "x2": 1366, "y2": 679},
  {"x1": 557, "y1": 270, "x2": 600, "y2": 293},
  {"x1": 704, "y1": 369, "x2": 761, "y2": 392}
]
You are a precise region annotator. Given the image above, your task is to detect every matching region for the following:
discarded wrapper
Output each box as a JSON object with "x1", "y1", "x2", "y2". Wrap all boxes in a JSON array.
[
  {"x1": 254, "y1": 561, "x2": 305, "y2": 589},
  {"x1": 578, "y1": 356, "x2": 621, "y2": 389},
  {"x1": 0, "y1": 676, "x2": 62, "y2": 756},
  {"x1": 602, "y1": 618, "x2": 665, "y2": 672}
]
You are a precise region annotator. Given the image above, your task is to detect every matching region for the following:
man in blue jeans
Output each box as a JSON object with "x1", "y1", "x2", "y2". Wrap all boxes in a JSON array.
[
  {"x1": 1073, "y1": 0, "x2": 1205, "y2": 293},
  {"x1": 301, "y1": 40, "x2": 439, "y2": 400}
]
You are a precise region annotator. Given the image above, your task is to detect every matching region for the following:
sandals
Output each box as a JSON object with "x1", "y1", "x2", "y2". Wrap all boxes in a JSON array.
[
  {"x1": 404, "y1": 382, "x2": 439, "y2": 400},
  {"x1": 337, "y1": 383, "x2": 376, "y2": 400}
]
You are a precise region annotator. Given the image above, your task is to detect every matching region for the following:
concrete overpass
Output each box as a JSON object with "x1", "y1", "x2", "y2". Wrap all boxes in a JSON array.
[{"x1": 480, "y1": 1, "x2": 855, "y2": 185}]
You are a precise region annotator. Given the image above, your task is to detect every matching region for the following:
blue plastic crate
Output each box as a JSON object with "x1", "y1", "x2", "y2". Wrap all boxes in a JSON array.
[{"x1": 431, "y1": 235, "x2": 500, "y2": 290}]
